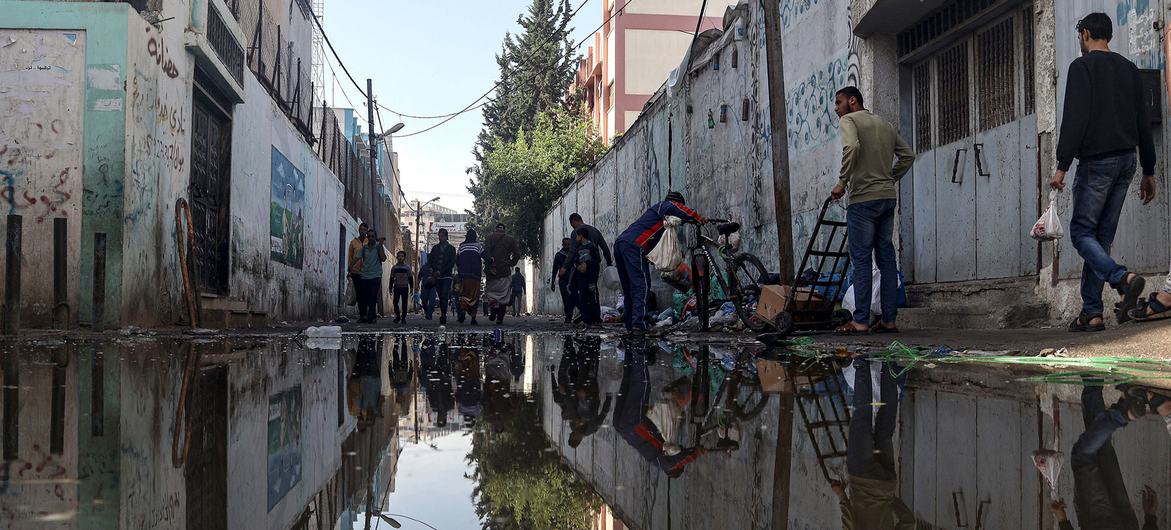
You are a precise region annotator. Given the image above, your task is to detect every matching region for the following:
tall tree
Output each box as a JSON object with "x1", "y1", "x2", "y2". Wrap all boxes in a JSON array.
[
  {"x1": 469, "y1": 108, "x2": 606, "y2": 259},
  {"x1": 476, "y1": 0, "x2": 576, "y2": 160}
]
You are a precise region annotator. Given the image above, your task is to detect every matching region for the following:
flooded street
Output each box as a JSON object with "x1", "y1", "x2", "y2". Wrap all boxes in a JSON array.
[{"x1": 0, "y1": 331, "x2": 1169, "y2": 529}]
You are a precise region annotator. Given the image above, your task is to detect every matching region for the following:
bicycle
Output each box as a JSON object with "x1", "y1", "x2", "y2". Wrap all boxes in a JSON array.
[{"x1": 685, "y1": 218, "x2": 772, "y2": 332}]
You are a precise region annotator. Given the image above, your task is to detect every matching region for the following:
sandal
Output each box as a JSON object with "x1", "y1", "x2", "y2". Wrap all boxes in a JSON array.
[
  {"x1": 871, "y1": 322, "x2": 900, "y2": 334},
  {"x1": 1130, "y1": 292, "x2": 1171, "y2": 322},
  {"x1": 1069, "y1": 313, "x2": 1105, "y2": 333},
  {"x1": 1114, "y1": 273, "x2": 1146, "y2": 321},
  {"x1": 835, "y1": 322, "x2": 870, "y2": 334}
]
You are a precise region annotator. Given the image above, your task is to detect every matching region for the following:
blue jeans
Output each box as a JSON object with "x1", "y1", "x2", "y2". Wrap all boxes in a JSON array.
[
  {"x1": 847, "y1": 199, "x2": 898, "y2": 325},
  {"x1": 847, "y1": 358, "x2": 899, "y2": 480},
  {"x1": 1071, "y1": 153, "x2": 1135, "y2": 316},
  {"x1": 615, "y1": 239, "x2": 651, "y2": 331},
  {"x1": 420, "y1": 285, "x2": 437, "y2": 318},
  {"x1": 1071, "y1": 386, "x2": 1137, "y2": 530}
]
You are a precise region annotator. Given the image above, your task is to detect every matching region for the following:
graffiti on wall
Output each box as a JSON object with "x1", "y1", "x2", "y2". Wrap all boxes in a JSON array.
[
  {"x1": 780, "y1": 0, "x2": 824, "y2": 31},
  {"x1": 146, "y1": 36, "x2": 180, "y2": 79},
  {"x1": 786, "y1": 51, "x2": 851, "y2": 153},
  {"x1": 267, "y1": 385, "x2": 303, "y2": 510},
  {"x1": 1117, "y1": 0, "x2": 1164, "y2": 69},
  {"x1": 270, "y1": 146, "x2": 306, "y2": 268}
]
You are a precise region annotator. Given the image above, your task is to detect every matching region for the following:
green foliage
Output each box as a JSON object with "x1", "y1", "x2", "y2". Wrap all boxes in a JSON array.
[
  {"x1": 468, "y1": 389, "x2": 600, "y2": 530},
  {"x1": 470, "y1": 108, "x2": 606, "y2": 258}
]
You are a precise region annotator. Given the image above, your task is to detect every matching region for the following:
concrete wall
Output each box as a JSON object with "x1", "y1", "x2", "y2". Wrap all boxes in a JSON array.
[{"x1": 3, "y1": 0, "x2": 376, "y2": 328}]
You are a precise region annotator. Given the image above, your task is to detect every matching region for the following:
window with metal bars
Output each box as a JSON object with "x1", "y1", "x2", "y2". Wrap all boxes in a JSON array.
[
  {"x1": 936, "y1": 42, "x2": 971, "y2": 145},
  {"x1": 914, "y1": 63, "x2": 933, "y2": 152},
  {"x1": 976, "y1": 17, "x2": 1015, "y2": 131},
  {"x1": 1022, "y1": 8, "x2": 1036, "y2": 114},
  {"x1": 897, "y1": 0, "x2": 998, "y2": 57}
]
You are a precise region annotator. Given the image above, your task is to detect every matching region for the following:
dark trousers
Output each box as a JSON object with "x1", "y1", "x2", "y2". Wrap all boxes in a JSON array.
[
  {"x1": 847, "y1": 358, "x2": 899, "y2": 480},
  {"x1": 1071, "y1": 153, "x2": 1136, "y2": 315},
  {"x1": 356, "y1": 277, "x2": 381, "y2": 322},
  {"x1": 577, "y1": 276, "x2": 601, "y2": 324},
  {"x1": 435, "y1": 278, "x2": 453, "y2": 319},
  {"x1": 420, "y1": 285, "x2": 437, "y2": 318},
  {"x1": 558, "y1": 282, "x2": 574, "y2": 320},
  {"x1": 510, "y1": 292, "x2": 522, "y2": 316},
  {"x1": 615, "y1": 239, "x2": 651, "y2": 331},
  {"x1": 847, "y1": 199, "x2": 899, "y2": 325},
  {"x1": 393, "y1": 287, "x2": 409, "y2": 320},
  {"x1": 1072, "y1": 386, "x2": 1137, "y2": 530}
]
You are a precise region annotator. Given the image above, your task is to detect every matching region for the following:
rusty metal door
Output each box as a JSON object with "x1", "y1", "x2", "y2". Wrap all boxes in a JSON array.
[
  {"x1": 189, "y1": 79, "x2": 233, "y2": 295},
  {"x1": 907, "y1": 7, "x2": 1038, "y2": 283}
]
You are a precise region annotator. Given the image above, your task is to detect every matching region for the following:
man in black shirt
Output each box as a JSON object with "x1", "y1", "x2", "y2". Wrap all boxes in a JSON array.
[
  {"x1": 551, "y1": 238, "x2": 575, "y2": 323},
  {"x1": 429, "y1": 229, "x2": 457, "y2": 325},
  {"x1": 563, "y1": 213, "x2": 613, "y2": 322},
  {"x1": 1053, "y1": 13, "x2": 1157, "y2": 332}
]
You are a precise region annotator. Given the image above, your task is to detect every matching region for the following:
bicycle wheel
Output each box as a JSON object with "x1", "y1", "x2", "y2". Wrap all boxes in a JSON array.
[
  {"x1": 728, "y1": 371, "x2": 769, "y2": 420},
  {"x1": 730, "y1": 253, "x2": 772, "y2": 332},
  {"x1": 693, "y1": 254, "x2": 711, "y2": 331}
]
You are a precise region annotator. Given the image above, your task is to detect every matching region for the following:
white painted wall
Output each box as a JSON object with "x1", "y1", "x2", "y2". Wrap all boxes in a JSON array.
[
  {"x1": 624, "y1": 0, "x2": 738, "y2": 17},
  {"x1": 0, "y1": 29, "x2": 87, "y2": 326}
]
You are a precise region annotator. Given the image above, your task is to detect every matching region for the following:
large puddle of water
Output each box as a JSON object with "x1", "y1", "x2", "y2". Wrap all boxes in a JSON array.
[{"x1": 0, "y1": 331, "x2": 1168, "y2": 529}]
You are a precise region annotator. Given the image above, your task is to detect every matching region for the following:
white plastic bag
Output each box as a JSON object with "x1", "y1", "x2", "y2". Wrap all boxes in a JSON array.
[
  {"x1": 646, "y1": 216, "x2": 683, "y2": 272},
  {"x1": 602, "y1": 266, "x2": 620, "y2": 290},
  {"x1": 1031, "y1": 191, "x2": 1064, "y2": 241},
  {"x1": 843, "y1": 259, "x2": 903, "y2": 318}
]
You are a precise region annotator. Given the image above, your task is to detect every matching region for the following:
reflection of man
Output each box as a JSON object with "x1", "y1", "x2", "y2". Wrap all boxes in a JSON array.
[
  {"x1": 1051, "y1": 384, "x2": 1159, "y2": 530},
  {"x1": 553, "y1": 336, "x2": 612, "y2": 448},
  {"x1": 612, "y1": 338, "x2": 703, "y2": 478},
  {"x1": 348, "y1": 337, "x2": 384, "y2": 428},
  {"x1": 832, "y1": 357, "x2": 914, "y2": 530},
  {"x1": 420, "y1": 337, "x2": 453, "y2": 427}
]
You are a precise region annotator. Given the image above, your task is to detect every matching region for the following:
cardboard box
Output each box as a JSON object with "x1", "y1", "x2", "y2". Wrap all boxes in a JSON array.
[
  {"x1": 755, "y1": 359, "x2": 827, "y2": 394},
  {"x1": 754, "y1": 284, "x2": 824, "y2": 324}
]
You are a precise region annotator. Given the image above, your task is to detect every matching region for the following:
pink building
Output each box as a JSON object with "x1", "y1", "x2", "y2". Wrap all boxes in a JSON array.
[{"x1": 572, "y1": 0, "x2": 735, "y2": 140}]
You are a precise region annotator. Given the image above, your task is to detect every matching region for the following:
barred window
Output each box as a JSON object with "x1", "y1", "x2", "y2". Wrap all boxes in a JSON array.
[{"x1": 936, "y1": 42, "x2": 970, "y2": 145}]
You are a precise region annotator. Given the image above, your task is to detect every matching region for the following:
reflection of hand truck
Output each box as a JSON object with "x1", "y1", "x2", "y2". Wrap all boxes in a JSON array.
[{"x1": 771, "y1": 198, "x2": 852, "y2": 336}]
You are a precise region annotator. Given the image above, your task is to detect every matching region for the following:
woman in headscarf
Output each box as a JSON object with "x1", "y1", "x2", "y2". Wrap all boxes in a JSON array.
[{"x1": 456, "y1": 228, "x2": 485, "y2": 325}]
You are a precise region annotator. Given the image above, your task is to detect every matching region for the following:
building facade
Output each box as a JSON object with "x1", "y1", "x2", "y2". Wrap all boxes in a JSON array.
[
  {"x1": 541, "y1": 0, "x2": 1171, "y2": 328},
  {"x1": 0, "y1": 0, "x2": 407, "y2": 329},
  {"x1": 571, "y1": 0, "x2": 736, "y2": 140}
]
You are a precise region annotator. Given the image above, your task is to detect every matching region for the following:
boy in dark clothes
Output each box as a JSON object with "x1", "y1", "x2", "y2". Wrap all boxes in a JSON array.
[
  {"x1": 391, "y1": 251, "x2": 413, "y2": 323},
  {"x1": 572, "y1": 227, "x2": 602, "y2": 326}
]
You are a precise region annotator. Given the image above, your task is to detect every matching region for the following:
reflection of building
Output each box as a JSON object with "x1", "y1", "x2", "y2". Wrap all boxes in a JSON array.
[
  {"x1": 570, "y1": 0, "x2": 735, "y2": 140},
  {"x1": 0, "y1": 336, "x2": 410, "y2": 529}
]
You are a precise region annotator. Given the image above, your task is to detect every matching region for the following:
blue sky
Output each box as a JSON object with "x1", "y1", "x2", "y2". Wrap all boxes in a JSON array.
[{"x1": 323, "y1": 0, "x2": 603, "y2": 212}]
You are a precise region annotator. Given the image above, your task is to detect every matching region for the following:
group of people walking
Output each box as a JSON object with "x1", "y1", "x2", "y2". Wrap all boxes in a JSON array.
[
  {"x1": 550, "y1": 213, "x2": 613, "y2": 328},
  {"x1": 415, "y1": 224, "x2": 524, "y2": 326}
]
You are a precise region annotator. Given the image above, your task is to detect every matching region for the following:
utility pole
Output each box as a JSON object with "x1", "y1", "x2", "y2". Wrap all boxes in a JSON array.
[
  {"x1": 762, "y1": 2, "x2": 796, "y2": 529},
  {"x1": 367, "y1": 78, "x2": 379, "y2": 235}
]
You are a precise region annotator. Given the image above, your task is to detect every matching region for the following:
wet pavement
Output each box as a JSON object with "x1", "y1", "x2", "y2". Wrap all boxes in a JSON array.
[{"x1": 0, "y1": 330, "x2": 1169, "y2": 529}]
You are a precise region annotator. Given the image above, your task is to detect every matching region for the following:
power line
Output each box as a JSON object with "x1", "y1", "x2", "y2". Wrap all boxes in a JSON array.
[{"x1": 393, "y1": 0, "x2": 636, "y2": 140}]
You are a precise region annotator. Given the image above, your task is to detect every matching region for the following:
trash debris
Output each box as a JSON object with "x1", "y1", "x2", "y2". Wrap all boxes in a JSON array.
[
  {"x1": 1032, "y1": 449, "x2": 1064, "y2": 497},
  {"x1": 305, "y1": 326, "x2": 342, "y2": 338},
  {"x1": 305, "y1": 338, "x2": 342, "y2": 350}
]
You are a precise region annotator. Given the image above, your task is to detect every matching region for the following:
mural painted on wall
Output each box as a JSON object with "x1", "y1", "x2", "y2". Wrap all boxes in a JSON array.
[
  {"x1": 1117, "y1": 0, "x2": 1164, "y2": 69},
  {"x1": 780, "y1": 0, "x2": 824, "y2": 31},
  {"x1": 270, "y1": 146, "x2": 306, "y2": 268},
  {"x1": 267, "y1": 385, "x2": 303, "y2": 510},
  {"x1": 786, "y1": 51, "x2": 851, "y2": 153}
]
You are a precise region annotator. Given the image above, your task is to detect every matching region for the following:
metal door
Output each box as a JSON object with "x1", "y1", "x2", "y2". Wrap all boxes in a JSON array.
[
  {"x1": 908, "y1": 8, "x2": 1038, "y2": 283},
  {"x1": 185, "y1": 364, "x2": 228, "y2": 530},
  {"x1": 189, "y1": 81, "x2": 233, "y2": 295}
]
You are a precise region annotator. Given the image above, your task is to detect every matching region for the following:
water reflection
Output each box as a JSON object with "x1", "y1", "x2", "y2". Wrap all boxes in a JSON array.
[{"x1": 1, "y1": 332, "x2": 1170, "y2": 529}]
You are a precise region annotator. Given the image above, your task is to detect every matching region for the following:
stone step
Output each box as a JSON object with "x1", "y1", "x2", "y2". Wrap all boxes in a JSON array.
[
  {"x1": 897, "y1": 301, "x2": 1050, "y2": 330},
  {"x1": 200, "y1": 295, "x2": 248, "y2": 313}
]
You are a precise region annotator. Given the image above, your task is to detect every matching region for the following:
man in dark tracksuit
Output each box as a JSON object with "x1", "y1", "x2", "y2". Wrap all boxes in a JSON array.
[
  {"x1": 550, "y1": 238, "x2": 575, "y2": 323},
  {"x1": 613, "y1": 338, "x2": 703, "y2": 478},
  {"x1": 614, "y1": 191, "x2": 704, "y2": 335},
  {"x1": 1052, "y1": 385, "x2": 1157, "y2": 530},
  {"x1": 572, "y1": 227, "x2": 603, "y2": 325}
]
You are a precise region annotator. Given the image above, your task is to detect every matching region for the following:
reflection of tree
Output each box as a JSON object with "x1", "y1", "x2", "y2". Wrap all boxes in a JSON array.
[{"x1": 467, "y1": 390, "x2": 600, "y2": 530}]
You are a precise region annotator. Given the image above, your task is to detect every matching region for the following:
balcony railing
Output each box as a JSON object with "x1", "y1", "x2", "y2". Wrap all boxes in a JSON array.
[{"x1": 206, "y1": 3, "x2": 245, "y2": 85}]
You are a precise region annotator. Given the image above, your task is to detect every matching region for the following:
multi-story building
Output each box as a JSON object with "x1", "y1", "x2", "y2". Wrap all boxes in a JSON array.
[
  {"x1": 571, "y1": 0, "x2": 737, "y2": 140},
  {"x1": 0, "y1": 0, "x2": 406, "y2": 328}
]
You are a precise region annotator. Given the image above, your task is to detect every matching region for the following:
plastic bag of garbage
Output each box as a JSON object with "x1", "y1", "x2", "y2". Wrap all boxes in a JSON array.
[
  {"x1": 646, "y1": 216, "x2": 684, "y2": 272},
  {"x1": 1032, "y1": 449, "x2": 1064, "y2": 496},
  {"x1": 1031, "y1": 191, "x2": 1064, "y2": 241},
  {"x1": 843, "y1": 261, "x2": 905, "y2": 318},
  {"x1": 305, "y1": 325, "x2": 342, "y2": 338},
  {"x1": 602, "y1": 266, "x2": 621, "y2": 290}
]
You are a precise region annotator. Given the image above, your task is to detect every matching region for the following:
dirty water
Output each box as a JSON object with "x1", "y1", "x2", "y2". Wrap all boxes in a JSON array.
[{"x1": 0, "y1": 331, "x2": 1169, "y2": 530}]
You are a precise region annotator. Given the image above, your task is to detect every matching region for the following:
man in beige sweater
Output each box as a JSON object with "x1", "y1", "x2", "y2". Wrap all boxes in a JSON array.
[{"x1": 830, "y1": 87, "x2": 915, "y2": 334}]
